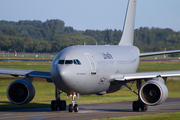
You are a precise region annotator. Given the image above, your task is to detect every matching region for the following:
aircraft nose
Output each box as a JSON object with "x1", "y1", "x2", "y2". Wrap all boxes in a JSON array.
[
  {"x1": 58, "y1": 65, "x2": 70, "y2": 82},
  {"x1": 59, "y1": 68, "x2": 66, "y2": 79}
]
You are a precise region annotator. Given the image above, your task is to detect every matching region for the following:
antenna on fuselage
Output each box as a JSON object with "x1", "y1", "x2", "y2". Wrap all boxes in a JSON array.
[{"x1": 119, "y1": 0, "x2": 137, "y2": 46}]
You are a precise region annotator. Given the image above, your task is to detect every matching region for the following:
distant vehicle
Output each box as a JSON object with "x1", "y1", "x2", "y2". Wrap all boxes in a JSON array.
[{"x1": 0, "y1": 0, "x2": 180, "y2": 112}]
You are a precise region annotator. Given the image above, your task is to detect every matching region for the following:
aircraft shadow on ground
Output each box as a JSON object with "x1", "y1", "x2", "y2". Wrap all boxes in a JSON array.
[
  {"x1": 0, "y1": 101, "x2": 10, "y2": 104},
  {"x1": 0, "y1": 102, "x2": 50, "y2": 112}
]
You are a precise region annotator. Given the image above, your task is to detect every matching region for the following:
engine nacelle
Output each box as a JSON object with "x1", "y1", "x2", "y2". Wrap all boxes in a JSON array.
[
  {"x1": 139, "y1": 80, "x2": 168, "y2": 106},
  {"x1": 7, "y1": 79, "x2": 35, "y2": 105}
]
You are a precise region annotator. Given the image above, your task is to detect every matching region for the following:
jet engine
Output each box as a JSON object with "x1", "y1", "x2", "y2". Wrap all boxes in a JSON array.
[
  {"x1": 139, "y1": 79, "x2": 168, "y2": 106},
  {"x1": 7, "y1": 79, "x2": 35, "y2": 105}
]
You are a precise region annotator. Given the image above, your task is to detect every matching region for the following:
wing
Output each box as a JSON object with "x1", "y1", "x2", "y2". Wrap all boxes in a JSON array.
[
  {"x1": 109, "y1": 70, "x2": 180, "y2": 81},
  {"x1": 0, "y1": 68, "x2": 52, "y2": 81},
  {"x1": 140, "y1": 50, "x2": 180, "y2": 57}
]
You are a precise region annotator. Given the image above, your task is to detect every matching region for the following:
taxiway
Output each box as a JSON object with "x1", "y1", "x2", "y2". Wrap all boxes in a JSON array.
[{"x1": 1, "y1": 98, "x2": 180, "y2": 120}]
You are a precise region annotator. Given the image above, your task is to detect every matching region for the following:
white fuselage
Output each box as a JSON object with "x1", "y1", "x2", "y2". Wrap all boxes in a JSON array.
[{"x1": 51, "y1": 45, "x2": 140, "y2": 95}]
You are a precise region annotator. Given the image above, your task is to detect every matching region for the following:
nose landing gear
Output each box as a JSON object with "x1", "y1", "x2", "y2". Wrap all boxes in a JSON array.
[{"x1": 69, "y1": 93, "x2": 79, "y2": 112}]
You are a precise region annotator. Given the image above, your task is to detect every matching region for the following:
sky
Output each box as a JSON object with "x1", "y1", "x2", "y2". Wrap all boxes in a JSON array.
[{"x1": 0, "y1": 0, "x2": 180, "y2": 32}]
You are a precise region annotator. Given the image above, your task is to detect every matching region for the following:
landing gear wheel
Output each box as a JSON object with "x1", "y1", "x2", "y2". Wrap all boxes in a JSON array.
[
  {"x1": 59, "y1": 100, "x2": 66, "y2": 111},
  {"x1": 133, "y1": 101, "x2": 148, "y2": 112},
  {"x1": 62, "y1": 100, "x2": 67, "y2": 110},
  {"x1": 69, "y1": 104, "x2": 73, "y2": 112},
  {"x1": 51, "y1": 100, "x2": 57, "y2": 111},
  {"x1": 74, "y1": 104, "x2": 78, "y2": 112},
  {"x1": 132, "y1": 80, "x2": 148, "y2": 112},
  {"x1": 141, "y1": 103, "x2": 148, "y2": 112},
  {"x1": 132, "y1": 101, "x2": 139, "y2": 111}
]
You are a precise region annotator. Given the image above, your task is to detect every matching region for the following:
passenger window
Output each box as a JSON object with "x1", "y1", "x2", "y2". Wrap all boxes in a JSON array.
[
  {"x1": 65, "y1": 60, "x2": 73, "y2": 64},
  {"x1": 58, "y1": 60, "x2": 64, "y2": 64}
]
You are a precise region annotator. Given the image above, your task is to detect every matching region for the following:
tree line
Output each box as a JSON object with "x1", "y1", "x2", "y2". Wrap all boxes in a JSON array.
[{"x1": 0, "y1": 20, "x2": 179, "y2": 56}]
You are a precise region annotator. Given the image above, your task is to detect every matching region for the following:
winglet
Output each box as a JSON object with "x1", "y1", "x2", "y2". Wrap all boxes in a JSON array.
[{"x1": 118, "y1": 0, "x2": 137, "y2": 46}]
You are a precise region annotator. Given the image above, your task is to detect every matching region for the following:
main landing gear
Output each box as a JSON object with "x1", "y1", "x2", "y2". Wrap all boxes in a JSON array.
[
  {"x1": 125, "y1": 80, "x2": 148, "y2": 112},
  {"x1": 51, "y1": 86, "x2": 66, "y2": 111},
  {"x1": 132, "y1": 100, "x2": 148, "y2": 112},
  {"x1": 69, "y1": 93, "x2": 78, "y2": 112}
]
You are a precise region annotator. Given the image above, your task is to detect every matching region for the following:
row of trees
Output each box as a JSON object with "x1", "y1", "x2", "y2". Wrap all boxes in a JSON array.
[
  {"x1": 0, "y1": 20, "x2": 76, "y2": 40},
  {"x1": 0, "y1": 20, "x2": 180, "y2": 56},
  {"x1": 0, "y1": 32, "x2": 96, "y2": 52}
]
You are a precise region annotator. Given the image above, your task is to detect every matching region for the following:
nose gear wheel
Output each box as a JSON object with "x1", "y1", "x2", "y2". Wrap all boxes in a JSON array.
[{"x1": 68, "y1": 93, "x2": 79, "y2": 112}]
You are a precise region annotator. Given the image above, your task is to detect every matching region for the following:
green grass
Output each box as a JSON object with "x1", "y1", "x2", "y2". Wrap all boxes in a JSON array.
[
  {"x1": 137, "y1": 61, "x2": 180, "y2": 72},
  {"x1": 92, "y1": 112, "x2": 180, "y2": 120},
  {"x1": 0, "y1": 61, "x2": 52, "y2": 71},
  {"x1": 0, "y1": 56, "x2": 55, "y2": 59},
  {"x1": 0, "y1": 61, "x2": 180, "y2": 110}
]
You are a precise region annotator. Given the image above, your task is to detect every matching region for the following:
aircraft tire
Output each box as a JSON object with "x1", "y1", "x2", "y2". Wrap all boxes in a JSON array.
[
  {"x1": 59, "y1": 100, "x2": 66, "y2": 110},
  {"x1": 69, "y1": 104, "x2": 73, "y2": 112},
  {"x1": 62, "y1": 100, "x2": 67, "y2": 110},
  {"x1": 51, "y1": 100, "x2": 57, "y2": 111},
  {"x1": 132, "y1": 101, "x2": 139, "y2": 111},
  {"x1": 74, "y1": 104, "x2": 78, "y2": 112},
  {"x1": 141, "y1": 103, "x2": 148, "y2": 112}
]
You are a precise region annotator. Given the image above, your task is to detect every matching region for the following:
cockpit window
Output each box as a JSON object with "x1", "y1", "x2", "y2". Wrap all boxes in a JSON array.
[
  {"x1": 76, "y1": 59, "x2": 81, "y2": 65},
  {"x1": 58, "y1": 60, "x2": 64, "y2": 64},
  {"x1": 65, "y1": 60, "x2": 73, "y2": 64},
  {"x1": 58, "y1": 59, "x2": 81, "y2": 65},
  {"x1": 73, "y1": 59, "x2": 78, "y2": 64}
]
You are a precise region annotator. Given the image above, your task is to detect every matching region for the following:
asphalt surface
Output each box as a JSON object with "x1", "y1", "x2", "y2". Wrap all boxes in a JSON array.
[{"x1": 1, "y1": 98, "x2": 180, "y2": 120}]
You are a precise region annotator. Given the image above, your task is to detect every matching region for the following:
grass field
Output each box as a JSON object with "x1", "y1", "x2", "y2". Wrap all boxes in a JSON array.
[
  {"x1": 0, "y1": 61, "x2": 180, "y2": 111},
  {"x1": 0, "y1": 56, "x2": 54, "y2": 59},
  {"x1": 93, "y1": 112, "x2": 180, "y2": 120}
]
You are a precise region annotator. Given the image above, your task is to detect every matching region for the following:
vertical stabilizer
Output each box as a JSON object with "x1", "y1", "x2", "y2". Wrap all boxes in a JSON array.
[{"x1": 118, "y1": 0, "x2": 137, "y2": 46}]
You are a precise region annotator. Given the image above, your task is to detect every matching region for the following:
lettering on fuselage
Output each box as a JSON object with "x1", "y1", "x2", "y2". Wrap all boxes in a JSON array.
[
  {"x1": 100, "y1": 52, "x2": 113, "y2": 59},
  {"x1": 77, "y1": 73, "x2": 86, "y2": 75}
]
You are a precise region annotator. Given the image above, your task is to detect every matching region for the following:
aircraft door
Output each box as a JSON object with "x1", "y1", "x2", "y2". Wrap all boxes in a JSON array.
[{"x1": 85, "y1": 53, "x2": 96, "y2": 74}]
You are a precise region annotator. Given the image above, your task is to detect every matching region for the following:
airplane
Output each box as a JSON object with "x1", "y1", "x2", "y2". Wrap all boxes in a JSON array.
[{"x1": 0, "y1": 0, "x2": 180, "y2": 112}]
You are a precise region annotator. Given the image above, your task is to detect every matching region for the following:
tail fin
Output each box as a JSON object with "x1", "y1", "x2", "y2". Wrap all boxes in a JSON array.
[{"x1": 118, "y1": 0, "x2": 137, "y2": 46}]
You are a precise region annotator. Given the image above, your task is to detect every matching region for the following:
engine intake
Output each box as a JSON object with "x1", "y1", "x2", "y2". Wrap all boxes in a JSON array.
[
  {"x1": 7, "y1": 80, "x2": 35, "y2": 105},
  {"x1": 139, "y1": 80, "x2": 168, "y2": 106}
]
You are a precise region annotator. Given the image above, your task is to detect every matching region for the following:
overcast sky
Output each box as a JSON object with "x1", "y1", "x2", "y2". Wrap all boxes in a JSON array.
[{"x1": 1, "y1": 0, "x2": 180, "y2": 31}]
